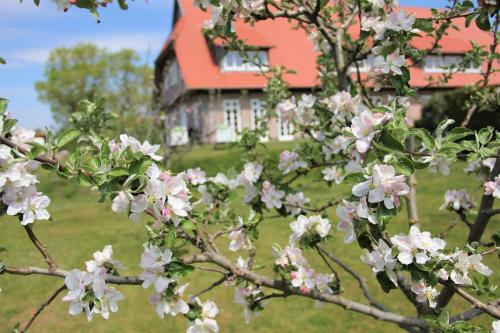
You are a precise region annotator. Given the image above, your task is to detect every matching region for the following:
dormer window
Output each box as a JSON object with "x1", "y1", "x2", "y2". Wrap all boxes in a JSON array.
[
  {"x1": 221, "y1": 50, "x2": 268, "y2": 72},
  {"x1": 423, "y1": 54, "x2": 481, "y2": 73}
]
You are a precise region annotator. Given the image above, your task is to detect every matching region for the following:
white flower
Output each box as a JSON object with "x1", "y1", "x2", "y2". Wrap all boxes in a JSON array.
[
  {"x1": 428, "y1": 156, "x2": 450, "y2": 175},
  {"x1": 6, "y1": 188, "x2": 50, "y2": 225},
  {"x1": 239, "y1": 162, "x2": 263, "y2": 184},
  {"x1": 273, "y1": 245, "x2": 308, "y2": 267},
  {"x1": 484, "y1": 176, "x2": 500, "y2": 199},
  {"x1": 62, "y1": 269, "x2": 93, "y2": 318},
  {"x1": 361, "y1": 240, "x2": 397, "y2": 286},
  {"x1": 187, "y1": 299, "x2": 219, "y2": 333},
  {"x1": 85, "y1": 245, "x2": 122, "y2": 273},
  {"x1": 185, "y1": 168, "x2": 207, "y2": 185},
  {"x1": 386, "y1": 11, "x2": 415, "y2": 32},
  {"x1": 94, "y1": 286, "x2": 124, "y2": 319},
  {"x1": 149, "y1": 283, "x2": 190, "y2": 318},
  {"x1": 353, "y1": 164, "x2": 409, "y2": 209},
  {"x1": 449, "y1": 251, "x2": 492, "y2": 285},
  {"x1": 116, "y1": 134, "x2": 162, "y2": 161},
  {"x1": 350, "y1": 111, "x2": 391, "y2": 153},
  {"x1": 228, "y1": 219, "x2": 249, "y2": 252},
  {"x1": 139, "y1": 244, "x2": 173, "y2": 292},
  {"x1": 276, "y1": 97, "x2": 296, "y2": 122},
  {"x1": 291, "y1": 266, "x2": 316, "y2": 292},
  {"x1": 361, "y1": 16, "x2": 387, "y2": 40},
  {"x1": 374, "y1": 51, "x2": 405, "y2": 76},
  {"x1": 322, "y1": 166, "x2": 344, "y2": 184},
  {"x1": 390, "y1": 226, "x2": 445, "y2": 265},
  {"x1": 260, "y1": 181, "x2": 285, "y2": 209},
  {"x1": 411, "y1": 281, "x2": 438, "y2": 308},
  {"x1": 315, "y1": 273, "x2": 334, "y2": 294},
  {"x1": 289, "y1": 215, "x2": 330, "y2": 244},
  {"x1": 336, "y1": 201, "x2": 357, "y2": 244},
  {"x1": 278, "y1": 150, "x2": 307, "y2": 175},
  {"x1": 440, "y1": 189, "x2": 475, "y2": 211},
  {"x1": 284, "y1": 192, "x2": 310, "y2": 216},
  {"x1": 187, "y1": 318, "x2": 219, "y2": 333}
]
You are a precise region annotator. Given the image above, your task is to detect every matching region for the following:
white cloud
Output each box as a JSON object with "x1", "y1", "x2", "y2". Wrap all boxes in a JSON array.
[{"x1": 4, "y1": 32, "x2": 167, "y2": 65}]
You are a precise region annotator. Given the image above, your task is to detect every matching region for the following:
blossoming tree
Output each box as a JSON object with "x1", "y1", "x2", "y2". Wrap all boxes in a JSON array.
[{"x1": 1, "y1": 0, "x2": 499, "y2": 332}]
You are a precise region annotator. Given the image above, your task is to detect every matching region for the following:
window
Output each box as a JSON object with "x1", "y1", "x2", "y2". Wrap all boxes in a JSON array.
[
  {"x1": 221, "y1": 50, "x2": 268, "y2": 72},
  {"x1": 277, "y1": 112, "x2": 294, "y2": 141},
  {"x1": 250, "y1": 99, "x2": 269, "y2": 141},
  {"x1": 164, "y1": 60, "x2": 181, "y2": 88},
  {"x1": 423, "y1": 54, "x2": 481, "y2": 73},
  {"x1": 222, "y1": 99, "x2": 241, "y2": 135}
]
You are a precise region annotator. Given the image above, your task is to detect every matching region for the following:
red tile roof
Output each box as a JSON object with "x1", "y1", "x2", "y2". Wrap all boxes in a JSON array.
[{"x1": 158, "y1": 0, "x2": 499, "y2": 90}]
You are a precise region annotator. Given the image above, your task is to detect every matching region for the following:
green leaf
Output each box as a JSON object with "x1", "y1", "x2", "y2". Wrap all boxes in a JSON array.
[
  {"x1": 0, "y1": 57, "x2": 5, "y2": 65},
  {"x1": 477, "y1": 127, "x2": 493, "y2": 145},
  {"x1": 33, "y1": 0, "x2": 40, "y2": 5},
  {"x1": 376, "y1": 271, "x2": 397, "y2": 293},
  {"x1": 444, "y1": 127, "x2": 473, "y2": 142},
  {"x1": 413, "y1": 18, "x2": 434, "y2": 33},
  {"x1": 378, "y1": 131, "x2": 406, "y2": 153},
  {"x1": 343, "y1": 173, "x2": 366, "y2": 184},
  {"x1": 2, "y1": 119, "x2": 17, "y2": 135},
  {"x1": 108, "y1": 167, "x2": 129, "y2": 178},
  {"x1": 117, "y1": 0, "x2": 129, "y2": 10},
  {"x1": 55, "y1": 128, "x2": 81, "y2": 148},
  {"x1": 129, "y1": 158, "x2": 153, "y2": 176},
  {"x1": 77, "y1": 174, "x2": 93, "y2": 187},
  {"x1": 436, "y1": 119, "x2": 455, "y2": 138},
  {"x1": 394, "y1": 156, "x2": 415, "y2": 176},
  {"x1": 410, "y1": 128, "x2": 434, "y2": 149},
  {"x1": 0, "y1": 98, "x2": 8, "y2": 114},
  {"x1": 475, "y1": 13, "x2": 491, "y2": 31}
]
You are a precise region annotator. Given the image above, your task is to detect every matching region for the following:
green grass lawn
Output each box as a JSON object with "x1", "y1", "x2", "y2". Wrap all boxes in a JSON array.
[{"x1": 1, "y1": 143, "x2": 498, "y2": 333}]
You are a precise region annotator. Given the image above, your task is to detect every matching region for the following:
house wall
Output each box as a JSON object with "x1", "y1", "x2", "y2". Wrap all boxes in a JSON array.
[{"x1": 163, "y1": 89, "x2": 432, "y2": 145}]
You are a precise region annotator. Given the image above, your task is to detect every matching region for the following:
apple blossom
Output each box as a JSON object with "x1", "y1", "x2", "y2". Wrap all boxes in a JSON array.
[
  {"x1": 149, "y1": 283, "x2": 190, "y2": 319},
  {"x1": 228, "y1": 219, "x2": 250, "y2": 252},
  {"x1": 390, "y1": 226, "x2": 446, "y2": 265},
  {"x1": 484, "y1": 175, "x2": 500, "y2": 199},
  {"x1": 272, "y1": 244, "x2": 308, "y2": 267},
  {"x1": 361, "y1": 240, "x2": 398, "y2": 286},
  {"x1": 350, "y1": 111, "x2": 392, "y2": 153},
  {"x1": 411, "y1": 281, "x2": 438, "y2": 308},
  {"x1": 374, "y1": 51, "x2": 406, "y2": 76},
  {"x1": 139, "y1": 244, "x2": 173, "y2": 292},
  {"x1": 322, "y1": 166, "x2": 344, "y2": 184},
  {"x1": 260, "y1": 180, "x2": 285, "y2": 209},
  {"x1": 440, "y1": 189, "x2": 475, "y2": 211},
  {"x1": 291, "y1": 266, "x2": 316, "y2": 293},
  {"x1": 239, "y1": 162, "x2": 263, "y2": 184},
  {"x1": 385, "y1": 11, "x2": 415, "y2": 32},
  {"x1": 353, "y1": 164, "x2": 409, "y2": 209},
  {"x1": 278, "y1": 150, "x2": 307, "y2": 175},
  {"x1": 289, "y1": 215, "x2": 330, "y2": 244},
  {"x1": 185, "y1": 167, "x2": 207, "y2": 185},
  {"x1": 284, "y1": 191, "x2": 310, "y2": 216}
]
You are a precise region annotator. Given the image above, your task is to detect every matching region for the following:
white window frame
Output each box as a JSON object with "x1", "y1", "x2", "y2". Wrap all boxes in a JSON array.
[
  {"x1": 222, "y1": 99, "x2": 241, "y2": 141},
  {"x1": 164, "y1": 59, "x2": 181, "y2": 88},
  {"x1": 277, "y1": 112, "x2": 294, "y2": 141},
  {"x1": 423, "y1": 54, "x2": 481, "y2": 73},
  {"x1": 220, "y1": 50, "x2": 269, "y2": 72},
  {"x1": 250, "y1": 98, "x2": 269, "y2": 142}
]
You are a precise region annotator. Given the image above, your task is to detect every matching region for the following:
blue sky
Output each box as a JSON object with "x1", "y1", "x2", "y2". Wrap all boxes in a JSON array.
[{"x1": 0, "y1": 0, "x2": 450, "y2": 129}]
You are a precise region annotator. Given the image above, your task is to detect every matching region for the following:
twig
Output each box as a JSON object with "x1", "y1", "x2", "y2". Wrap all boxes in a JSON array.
[
  {"x1": 441, "y1": 281, "x2": 500, "y2": 319},
  {"x1": 20, "y1": 284, "x2": 67, "y2": 333},
  {"x1": 252, "y1": 292, "x2": 288, "y2": 306},
  {"x1": 23, "y1": 225, "x2": 57, "y2": 271},
  {"x1": 315, "y1": 244, "x2": 340, "y2": 285},
  {"x1": 450, "y1": 299, "x2": 500, "y2": 323},
  {"x1": 190, "y1": 276, "x2": 227, "y2": 301},
  {"x1": 316, "y1": 244, "x2": 387, "y2": 311}
]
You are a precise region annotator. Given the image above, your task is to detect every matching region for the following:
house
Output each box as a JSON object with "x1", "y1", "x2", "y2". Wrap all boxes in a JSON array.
[{"x1": 154, "y1": 0, "x2": 499, "y2": 145}]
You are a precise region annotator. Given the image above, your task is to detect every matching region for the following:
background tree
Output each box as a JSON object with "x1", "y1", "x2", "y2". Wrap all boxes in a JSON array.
[{"x1": 35, "y1": 43, "x2": 160, "y2": 140}]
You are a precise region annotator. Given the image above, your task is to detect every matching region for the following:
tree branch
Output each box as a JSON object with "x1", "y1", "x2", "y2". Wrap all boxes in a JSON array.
[
  {"x1": 19, "y1": 284, "x2": 67, "y2": 333},
  {"x1": 23, "y1": 225, "x2": 57, "y2": 271}
]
